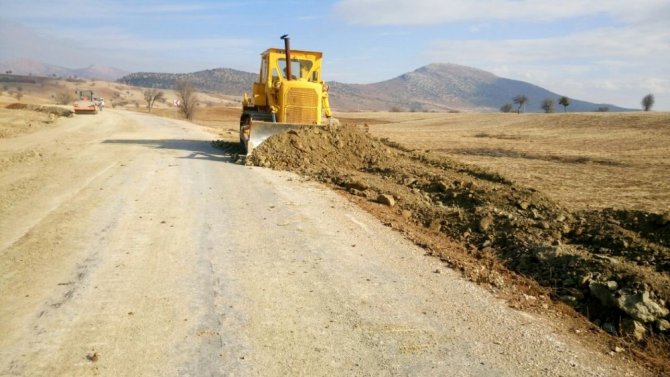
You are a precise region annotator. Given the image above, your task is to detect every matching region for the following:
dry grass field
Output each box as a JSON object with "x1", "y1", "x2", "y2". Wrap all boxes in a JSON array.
[{"x1": 337, "y1": 112, "x2": 670, "y2": 214}]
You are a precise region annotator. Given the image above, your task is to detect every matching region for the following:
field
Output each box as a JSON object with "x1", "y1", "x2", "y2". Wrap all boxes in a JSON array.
[{"x1": 341, "y1": 112, "x2": 670, "y2": 213}]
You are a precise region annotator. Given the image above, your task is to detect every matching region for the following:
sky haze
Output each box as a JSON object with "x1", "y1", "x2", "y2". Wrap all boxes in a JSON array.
[{"x1": 1, "y1": 0, "x2": 668, "y2": 110}]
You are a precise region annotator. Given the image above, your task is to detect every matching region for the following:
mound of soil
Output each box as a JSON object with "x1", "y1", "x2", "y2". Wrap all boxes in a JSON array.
[
  {"x1": 247, "y1": 124, "x2": 670, "y2": 344},
  {"x1": 5, "y1": 103, "x2": 74, "y2": 117}
]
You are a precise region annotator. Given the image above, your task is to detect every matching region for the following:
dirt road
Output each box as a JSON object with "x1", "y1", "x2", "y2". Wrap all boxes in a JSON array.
[{"x1": 0, "y1": 110, "x2": 646, "y2": 376}]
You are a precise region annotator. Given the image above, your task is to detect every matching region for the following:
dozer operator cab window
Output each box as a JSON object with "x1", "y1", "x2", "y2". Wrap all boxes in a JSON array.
[
  {"x1": 278, "y1": 59, "x2": 314, "y2": 81},
  {"x1": 260, "y1": 59, "x2": 268, "y2": 84}
]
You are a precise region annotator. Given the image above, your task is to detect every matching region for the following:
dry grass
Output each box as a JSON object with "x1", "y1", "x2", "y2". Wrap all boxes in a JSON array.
[{"x1": 340, "y1": 112, "x2": 670, "y2": 213}]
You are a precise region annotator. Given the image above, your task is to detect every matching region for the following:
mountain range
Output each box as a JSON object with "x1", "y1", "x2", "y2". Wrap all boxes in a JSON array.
[
  {"x1": 0, "y1": 58, "x2": 128, "y2": 81},
  {"x1": 328, "y1": 64, "x2": 626, "y2": 112},
  {"x1": 1, "y1": 58, "x2": 626, "y2": 112},
  {"x1": 118, "y1": 63, "x2": 626, "y2": 112}
]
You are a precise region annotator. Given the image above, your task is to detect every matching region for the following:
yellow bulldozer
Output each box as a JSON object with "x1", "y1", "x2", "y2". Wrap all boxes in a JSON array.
[{"x1": 240, "y1": 35, "x2": 334, "y2": 153}]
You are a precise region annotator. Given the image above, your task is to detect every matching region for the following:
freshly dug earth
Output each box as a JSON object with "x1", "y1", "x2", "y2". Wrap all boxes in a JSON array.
[
  {"x1": 0, "y1": 106, "x2": 70, "y2": 139},
  {"x1": 245, "y1": 124, "x2": 670, "y2": 361},
  {"x1": 5, "y1": 103, "x2": 74, "y2": 117}
]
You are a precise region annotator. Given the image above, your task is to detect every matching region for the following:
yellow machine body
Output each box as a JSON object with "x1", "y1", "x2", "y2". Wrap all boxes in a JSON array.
[{"x1": 240, "y1": 39, "x2": 332, "y2": 154}]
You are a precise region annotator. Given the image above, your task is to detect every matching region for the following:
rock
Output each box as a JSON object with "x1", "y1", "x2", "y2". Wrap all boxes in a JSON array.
[
  {"x1": 364, "y1": 190, "x2": 379, "y2": 200},
  {"x1": 589, "y1": 281, "x2": 618, "y2": 307},
  {"x1": 533, "y1": 244, "x2": 566, "y2": 262},
  {"x1": 579, "y1": 273, "x2": 593, "y2": 286},
  {"x1": 613, "y1": 289, "x2": 669, "y2": 323},
  {"x1": 560, "y1": 295, "x2": 577, "y2": 305},
  {"x1": 377, "y1": 194, "x2": 395, "y2": 207},
  {"x1": 531, "y1": 209, "x2": 542, "y2": 220},
  {"x1": 593, "y1": 254, "x2": 619, "y2": 264},
  {"x1": 403, "y1": 177, "x2": 417, "y2": 186},
  {"x1": 86, "y1": 352, "x2": 99, "y2": 362},
  {"x1": 621, "y1": 319, "x2": 646, "y2": 341},
  {"x1": 656, "y1": 319, "x2": 670, "y2": 332},
  {"x1": 602, "y1": 322, "x2": 617, "y2": 334},
  {"x1": 479, "y1": 215, "x2": 493, "y2": 232},
  {"x1": 401, "y1": 210, "x2": 412, "y2": 219},
  {"x1": 517, "y1": 201, "x2": 530, "y2": 210},
  {"x1": 614, "y1": 346, "x2": 624, "y2": 353},
  {"x1": 349, "y1": 188, "x2": 366, "y2": 197},
  {"x1": 346, "y1": 180, "x2": 369, "y2": 191},
  {"x1": 429, "y1": 219, "x2": 442, "y2": 232},
  {"x1": 436, "y1": 180, "x2": 449, "y2": 191}
]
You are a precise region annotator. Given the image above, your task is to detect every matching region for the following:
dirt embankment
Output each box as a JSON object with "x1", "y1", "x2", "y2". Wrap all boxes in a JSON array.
[{"x1": 242, "y1": 124, "x2": 670, "y2": 362}]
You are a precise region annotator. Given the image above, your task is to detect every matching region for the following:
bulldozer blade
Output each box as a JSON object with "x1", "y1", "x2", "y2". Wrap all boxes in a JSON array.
[{"x1": 244, "y1": 122, "x2": 322, "y2": 155}]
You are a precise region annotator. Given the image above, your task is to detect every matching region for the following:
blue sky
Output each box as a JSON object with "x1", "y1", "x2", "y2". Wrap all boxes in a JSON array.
[{"x1": 1, "y1": 0, "x2": 668, "y2": 110}]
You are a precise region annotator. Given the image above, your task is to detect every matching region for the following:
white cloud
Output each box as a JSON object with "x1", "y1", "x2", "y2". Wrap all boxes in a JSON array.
[
  {"x1": 0, "y1": 19, "x2": 255, "y2": 73},
  {"x1": 424, "y1": 23, "x2": 670, "y2": 108},
  {"x1": 334, "y1": 0, "x2": 670, "y2": 25},
  {"x1": 0, "y1": 0, "x2": 237, "y2": 20}
]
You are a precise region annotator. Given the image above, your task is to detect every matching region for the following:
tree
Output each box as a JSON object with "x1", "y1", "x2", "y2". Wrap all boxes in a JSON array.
[
  {"x1": 513, "y1": 94, "x2": 528, "y2": 113},
  {"x1": 641, "y1": 94, "x2": 654, "y2": 111},
  {"x1": 558, "y1": 96, "x2": 570, "y2": 112},
  {"x1": 143, "y1": 88, "x2": 164, "y2": 113},
  {"x1": 500, "y1": 103, "x2": 513, "y2": 113},
  {"x1": 15, "y1": 91, "x2": 23, "y2": 102},
  {"x1": 541, "y1": 98, "x2": 555, "y2": 113},
  {"x1": 175, "y1": 79, "x2": 198, "y2": 120}
]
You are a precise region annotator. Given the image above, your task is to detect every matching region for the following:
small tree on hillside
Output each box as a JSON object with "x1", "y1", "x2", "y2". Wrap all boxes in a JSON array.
[
  {"x1": 558, "y1": 96, "x2": 570, "y2": 112},
  {"x1": 513, "y1": 94, "x2": 528, "y2": 113},
  {"x1": 500, "y1": 103, "x2": 513, "y2": 113},
  {"x1": 144, "y1": 88, "x2": 164, "y2": 113},
  {"x1": 541, "y1": 98, "x2": 555, "y2": 113},
  {"x1": 641, "y1": 94, "x2": 655, "y2": 111},
  {"x1": 175, "y1": 80, "x2": 198, "y2": 120},
  {"x1": 55, "y1": 91, "x2": 74, "y2": 105},
  {"x1": 15, "y1": 91, "x2": 23, "y2": 102}
]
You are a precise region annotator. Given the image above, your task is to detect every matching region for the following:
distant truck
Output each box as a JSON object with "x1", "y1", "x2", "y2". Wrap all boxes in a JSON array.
[{"x1": 73, "y1": 90, "x2": 98, "y2": 114}]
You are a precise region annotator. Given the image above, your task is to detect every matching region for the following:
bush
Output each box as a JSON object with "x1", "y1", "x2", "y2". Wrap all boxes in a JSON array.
[
  {"x1": 500, "y1": 103, "x2": 513, "y2": 113},
  {"x1": 55, "y1": 91, "x2": 74, "y2": 105}
]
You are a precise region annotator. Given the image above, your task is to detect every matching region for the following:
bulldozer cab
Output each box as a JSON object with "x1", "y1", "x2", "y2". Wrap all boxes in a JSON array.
[
  {"x1": 261, "y1": 48, "x2": 322, "y2": 82},
  {"x1": 79, "y1": 90, "x2": 95, "y2": 101},
  {"x1": 252, "y1": 48, "x2": 324, "y2": 111}
]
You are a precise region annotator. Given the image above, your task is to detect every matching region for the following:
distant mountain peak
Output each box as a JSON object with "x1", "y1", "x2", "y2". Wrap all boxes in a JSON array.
[{"x1": 329, "y1": 63, "x2": 626, "y2": 112}]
